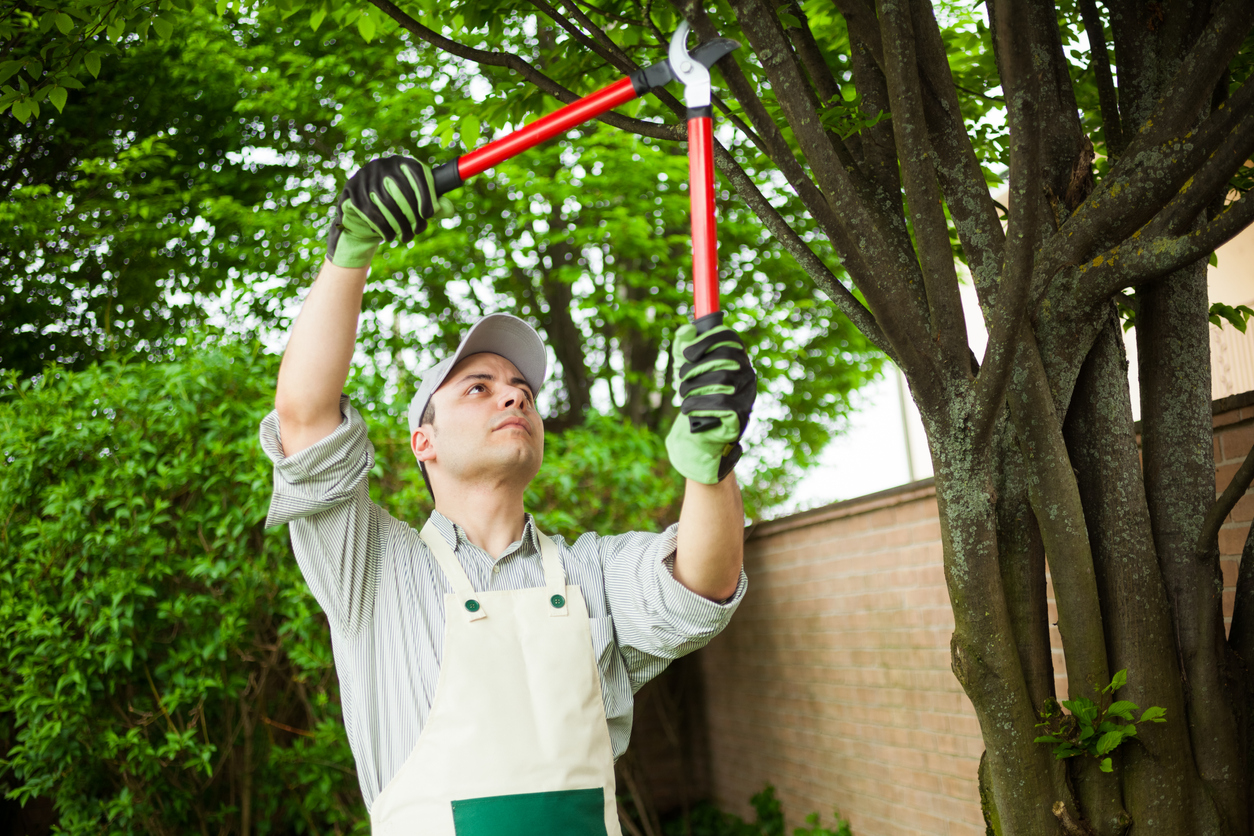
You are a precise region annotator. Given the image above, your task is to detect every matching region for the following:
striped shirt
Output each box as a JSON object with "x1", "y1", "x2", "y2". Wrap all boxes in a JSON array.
[{"x1": 259, "y1": 397, "x2": 747, "y2": 808}]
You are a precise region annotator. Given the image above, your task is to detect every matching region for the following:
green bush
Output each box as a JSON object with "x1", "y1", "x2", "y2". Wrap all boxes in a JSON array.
[
  {"x1": 665, "y1": 785, "x2": 854, "y2": 836},
  {"x1": 0, "y1": 342, "x2": 364, "y2": 834}
]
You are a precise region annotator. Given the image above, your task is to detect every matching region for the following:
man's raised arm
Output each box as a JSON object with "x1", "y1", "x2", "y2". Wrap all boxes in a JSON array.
[
  {"x1": 274, "y1": 157, "x2": 441, "y2": 456},
  {"x1": 666, "y1": 319, "x2": 757, "y2": 601}
]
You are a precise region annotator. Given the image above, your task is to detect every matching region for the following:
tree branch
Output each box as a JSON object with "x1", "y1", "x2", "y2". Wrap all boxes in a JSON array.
[
  {"x1": 710, "y1": 137, "x2": 899, "y2": 363},
  {"x1": 782, "y1": 0, "x2": 842, "y2": 108},
  {"x1": 726, "y1": 0, "x2": 934, "y2": 374},
  {"x1": 971, "y1": 0, "x2": 1043, "y2": 443},
  {"x1": 1076, "y1": 0, "x2": 1124, "y2": 157},
  {"x1": 1197, "y1": 437, "x2": 1254, "y2": 562},
  {"x1": 370, "y1": 0, "x2": 681, "y2": 144},
  {"x1": 909, "y1": 0, "x2": 1004, "y2": 301},
  {"x1": 1155, "y1": 96, "x2": 1254, "y2": 239},
  {"x1": 1118, "y1": 0, "x2": 1254, "y2": 161},
  {"x1": 877, "y1": 0, "x2": 968, "y2": 372},
  {"x1": 847, "y1": 28, "x2": 902, "y2": 208},
  {"x1": 1081, "y1": 186, "x2": 1254, "y2": 298},
  {"x1": 831, "y1": 0, "x2": 884, "y2": 68},
  {"x1": 1036, "y1": 71, "x2": 1254, "y2": 290},
  {"x1": 556, "y1": 0, "x2": 638, "y2": 68},
  {"x1": 1009, "y1": 331, "x2": 1111, "y2": 701}
]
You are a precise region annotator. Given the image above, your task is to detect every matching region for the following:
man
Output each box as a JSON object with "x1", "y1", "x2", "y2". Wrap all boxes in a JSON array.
[{"x1": 261, "y1": 156, "x2": 756, "y2": 835}]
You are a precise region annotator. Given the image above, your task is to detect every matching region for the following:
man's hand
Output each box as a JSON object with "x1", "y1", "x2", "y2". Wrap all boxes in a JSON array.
[
  {"x1": 326, "y1": 156, "x2": 439, "y2": 268},
  {"x1": 665, "y1": 318, "x2": 757, "y2": 484}
]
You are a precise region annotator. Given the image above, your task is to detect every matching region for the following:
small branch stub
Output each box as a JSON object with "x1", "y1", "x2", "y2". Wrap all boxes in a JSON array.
[{"x1": 1052, "y1": 801, "x2": 1098, "y2": 836}]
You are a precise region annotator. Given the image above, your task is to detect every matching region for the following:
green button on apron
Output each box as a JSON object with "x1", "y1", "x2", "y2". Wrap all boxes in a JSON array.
[{"x1": 451, "y1": 788, "x2": 607, "y2": 836}]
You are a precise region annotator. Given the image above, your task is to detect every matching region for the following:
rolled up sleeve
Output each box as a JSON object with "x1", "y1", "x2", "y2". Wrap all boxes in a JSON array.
[
  {"x1": 600, "y1": 524, "x2": 747, "y2": 691},
  {"x1": 259, "y1": 396, "x2": 386, "y2": 636}
]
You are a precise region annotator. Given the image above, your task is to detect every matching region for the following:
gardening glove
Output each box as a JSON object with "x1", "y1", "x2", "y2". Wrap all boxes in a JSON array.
[
  {"x1": 665, "y1": 317, "x2": 757, "y2": 484},
  {"x1": 326, "y1": 156, "x2": 440, "y2": 268}
]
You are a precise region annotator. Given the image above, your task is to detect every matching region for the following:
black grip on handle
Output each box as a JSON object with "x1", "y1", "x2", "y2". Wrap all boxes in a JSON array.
[
  {"x1": 687, "y1": 312, "x2": 728, "y2": 433},
  {"x1": 694, "y1": 311, "x2": 725, "y2": 334},
  {"x1": 432, "y1": 160, "x2": 463, "y2": 197}
]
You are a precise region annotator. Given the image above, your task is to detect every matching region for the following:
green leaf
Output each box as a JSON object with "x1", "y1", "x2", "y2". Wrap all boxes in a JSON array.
[
  {"x1": 106, "y1": 19, "x2": 125, "y2": 42},
  {"x1": 310, "y1": 2, "x2": 328, "y2": 30},
  {"x1": 1106, "y1": 700, "x2": 1138, "y2": 721},
  {"x1": 1139, "y1": 706, "x2": 1167, "y2": 723},
  {"x1": 84, "y1": 52, "x2": 101, "y2": 79},
  {"x1": 48, "y1": 86, "x2": 67, "y2": 113},
  {"x1": 1210, "y1": 302, "x2": 1253, "y2": 333},
  {"x1": 0, "y1": 61, "x2": 22, "y2": 86},
  {"x1": 1034, "y1": 735, "x2": 1063, "y2": 744},
  {"x1": 1100, "y1": 757, "x2": 1113, "y2": 773},
  {"x1": 1107, "y1": 669, "x2": 1128, "y2": 692},
  {"x1": 1209, "y1": 251, "x2": 1218, "y2": 267},
  {"x1": 1095, "y1": 730, "x2": 1124, "y2": 755},
  {"x1": 357, "y1": 9, "x2": 376, "y2": 41},
  {"x1": 460, "y1": 114, "x2": 480, "y2": 150},
  {"x1": 55, "y1": 12, "x2": 74, "y2": 35},
  {"x1": 27, "y1": 61, "x2": 43, "y2": 81},
  {"x1": 152, "y1": 16, "x2": 174, "y2": 40},
  {"x1": 216, "y1": 0, "x2": 230, "y2": 15},
  {"x1": 11, "y1": 97, "x2": 31, "y2": 122}
]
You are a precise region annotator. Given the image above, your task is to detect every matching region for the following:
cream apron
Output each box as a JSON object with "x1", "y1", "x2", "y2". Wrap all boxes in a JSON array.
[{"x1": 369, "y1": 520, "x2": 622, "y2": 836}]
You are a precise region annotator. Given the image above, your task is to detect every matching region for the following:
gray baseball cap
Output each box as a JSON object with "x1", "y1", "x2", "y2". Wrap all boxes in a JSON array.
[{"x1": 408, "y1": 313, "x2": 548, "y2": 436}]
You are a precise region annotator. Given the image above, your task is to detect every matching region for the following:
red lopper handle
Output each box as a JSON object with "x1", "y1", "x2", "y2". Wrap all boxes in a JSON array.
[
  {"x1": 687, "y1": 114, "x2": 719, "y2": 321},
  {"x1": 458, "y1": 78, "x2": 639, "y2": 182}
]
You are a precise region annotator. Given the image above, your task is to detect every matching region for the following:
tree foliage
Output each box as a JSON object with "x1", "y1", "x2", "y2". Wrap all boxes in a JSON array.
[{"x1": 2, "y1": 1, "x2": 880, "y2": 504}]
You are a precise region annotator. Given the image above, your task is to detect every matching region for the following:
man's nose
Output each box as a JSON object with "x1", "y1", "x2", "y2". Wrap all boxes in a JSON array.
[{"x1": 498, "y1": 384, "x2": 530, "y2": 410}]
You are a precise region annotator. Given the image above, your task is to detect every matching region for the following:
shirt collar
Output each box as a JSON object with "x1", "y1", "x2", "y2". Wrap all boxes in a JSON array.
[{"x1": 428, "y1": 510, "x2": 541, "y2": 560}]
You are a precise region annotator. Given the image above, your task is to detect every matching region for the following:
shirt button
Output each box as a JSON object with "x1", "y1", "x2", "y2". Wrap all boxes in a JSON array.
[
  {"x1": 550, "y1": 594, "x2": 566, "y2": 609},
  {"x1": 464, "y1": 599, "x2": 480, "y2": 612},
  {"x1": 492, "y1": 565, "x2": 500, "y2": 575}
]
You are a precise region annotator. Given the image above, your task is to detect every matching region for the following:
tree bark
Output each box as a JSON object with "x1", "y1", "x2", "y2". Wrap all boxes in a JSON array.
[
  {"x1": 1136, "y1": 263, "x2": 1245, "y2": 834},
  {"x1": 1063, "y1": 312, "x2": 1215, "y2": 833}
]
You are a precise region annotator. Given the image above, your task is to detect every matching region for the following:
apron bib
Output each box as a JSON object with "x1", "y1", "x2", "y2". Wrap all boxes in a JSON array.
[{"x1": 369, "y1": 520, "x2": 622, "y2": 836}]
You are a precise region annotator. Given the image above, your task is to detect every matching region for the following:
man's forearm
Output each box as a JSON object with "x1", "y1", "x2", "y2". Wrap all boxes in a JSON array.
[
  {"x1": 674, "y1": 475, "x2": 745, "y2": 600},
  {"x1": 274, "y1": 259, "x2": 369, "y2": 456}
]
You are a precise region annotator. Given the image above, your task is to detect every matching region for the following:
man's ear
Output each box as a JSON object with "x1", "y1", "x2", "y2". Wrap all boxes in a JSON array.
[{"x1": 412, "y1": 427, "x2": 436, "y2": 463}]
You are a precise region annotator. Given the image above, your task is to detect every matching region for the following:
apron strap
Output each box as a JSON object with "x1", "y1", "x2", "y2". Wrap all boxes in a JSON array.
[
  {"x1": 537, "y1": 532, "x2": 569, "y2": 617},
  {"x1": 420, "y1": 521, "x2": 487, "y2": 623}
]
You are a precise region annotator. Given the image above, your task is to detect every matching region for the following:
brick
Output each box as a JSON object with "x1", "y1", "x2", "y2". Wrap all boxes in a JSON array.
[
  {"x1": 1215, "y1": 409, "x2": 1242, "y2": 428},
  {"x1": 1220, "y1": 423, "x2": 1254, "y2": 462},
  {"x1": 1220, "y1": 526, "x2": 1249, "y2": 556},
  {"x1": 1231, "y1": 493, "x2": 1254, "y2": 524},
  {"x1": 1222, "y1": 556, "x2": 1241, "y2": 588},
  {"x1": 1217, "y1": 462, "x2": 1247, "y2": 493}
]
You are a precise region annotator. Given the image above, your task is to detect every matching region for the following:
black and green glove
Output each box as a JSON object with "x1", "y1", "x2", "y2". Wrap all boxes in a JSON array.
[
  {"x1": 326, "y1": 156, "x2": 439, "y2": 268},
  {"x1": 665, "y1": 317, "x2": 757, "y2": 484}
]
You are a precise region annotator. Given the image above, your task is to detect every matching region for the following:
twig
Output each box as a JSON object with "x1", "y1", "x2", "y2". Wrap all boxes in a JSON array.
[
  {"x1": 617, "y1": 801, "x2": 648, "y2": 836},
  {"x1": 1196, "y1": 440, "x2": 1254, "y2": 560},
  {"x1": 954, "y1": 83, "x2": 1005, "y2": 104},
  {"x1": 142, "y1": 659, "x2": 177, "y2": 734},
  {"x1": 262, "y1": 716, "x2": 316, "y2": 738}
]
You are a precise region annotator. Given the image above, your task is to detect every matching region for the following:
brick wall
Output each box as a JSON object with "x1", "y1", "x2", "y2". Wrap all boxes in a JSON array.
[
  {"x1": 691, "y1": 391, "x2": 1254, "y2": 836},
  {"x1": 1215, "y1": 391, "x2": 1254, "y2": 633}
]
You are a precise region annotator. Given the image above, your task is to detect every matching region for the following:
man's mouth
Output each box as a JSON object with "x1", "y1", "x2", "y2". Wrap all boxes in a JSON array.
[{"x1": 494, "y1": 417, "x2": 531, "y2": 434}]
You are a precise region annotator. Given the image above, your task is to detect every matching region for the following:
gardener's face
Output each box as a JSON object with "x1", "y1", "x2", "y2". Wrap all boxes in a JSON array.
[{"x1": 412, "y1": 352, "x2": 544, "y2": 491}]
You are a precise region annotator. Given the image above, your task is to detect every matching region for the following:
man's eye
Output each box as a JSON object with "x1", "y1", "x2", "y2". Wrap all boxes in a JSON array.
[{"x1": 468, "y1": 384, "x2": 486, "y2": 394}]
